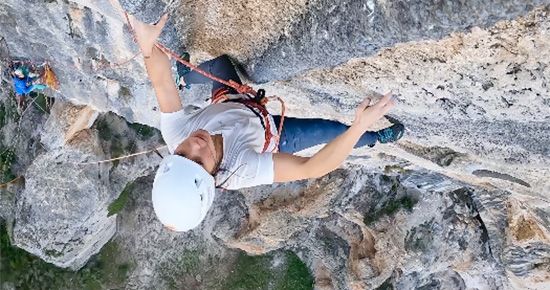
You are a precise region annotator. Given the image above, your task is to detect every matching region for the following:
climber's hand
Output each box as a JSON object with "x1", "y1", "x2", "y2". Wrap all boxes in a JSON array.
[
  {"x1": 129, "y1": 13, "x2": 169, "y2": 57},
  {"x1": 352, "y1": 93, "x2": 396, "y2": 132}
]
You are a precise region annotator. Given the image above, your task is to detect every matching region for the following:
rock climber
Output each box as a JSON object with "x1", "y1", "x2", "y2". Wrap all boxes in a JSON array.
[
  {"x1": 12, "y1": 67, "x2": 47, "y2": 108},
  {"x1": 129, "y1": 13, "x2": 405, "y2": 232}
]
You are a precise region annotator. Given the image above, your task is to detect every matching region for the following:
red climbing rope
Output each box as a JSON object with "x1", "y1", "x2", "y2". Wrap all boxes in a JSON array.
[
  {"x1": 123, "y1": 11, "x2": 258, "y2": 96},
  {"x1": 123, "y1": 11, "x2": 286, "y2": 151}
]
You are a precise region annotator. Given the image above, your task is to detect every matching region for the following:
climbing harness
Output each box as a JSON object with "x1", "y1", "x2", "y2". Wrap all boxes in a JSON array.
[
  {"x1": 123, "y1": 11, "x2": 286, "y2": 153},
  {"x1": 211, "y1": 87, "x2": 281, "y2": 153}
]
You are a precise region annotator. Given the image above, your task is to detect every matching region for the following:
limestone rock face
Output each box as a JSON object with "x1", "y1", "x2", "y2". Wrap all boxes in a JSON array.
[
  {"x1": 0, "y1": 0, "x2": 549, "y2": 288},
  {"x1": 7, "y1": 101, "x2": 164, "y2": 269},
  {"x1": 113, "y1": 162, "x2": 550, "y2": 289},
  {"x1": 13, "y1": 148, "x2": 116, "y2": 270}
]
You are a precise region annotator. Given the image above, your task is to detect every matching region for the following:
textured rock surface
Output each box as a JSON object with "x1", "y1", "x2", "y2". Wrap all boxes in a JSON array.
[
  {"x1": 13, "y1": 147, "x2": 117, "y2": 270},
  {"x1": 109, "y1": 161, "x2": 550, "y2": 289},
  {"x1": 8, "y1": 104, "x2": 165, "y2": 269},
  {"x1": 0, "y1": 0, "x2": 549, "y2": 289}
]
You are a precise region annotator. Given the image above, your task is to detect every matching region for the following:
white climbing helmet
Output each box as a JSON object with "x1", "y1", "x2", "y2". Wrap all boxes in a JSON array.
[
  {"x1": 152, "y1": 154, "x2": 215, "y2": 232},
  {"x1": 14, "y1": 68, "x2": 23, "y2": 76}
]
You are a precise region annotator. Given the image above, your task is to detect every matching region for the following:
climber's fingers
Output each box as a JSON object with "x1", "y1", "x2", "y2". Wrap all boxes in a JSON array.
[
  {"x1": 128, "y1": 13, "x2": 170, "y2": 57},
  {"x1": 155, "y1": 13, "x2": 169, "y2": 30},
  {"x1": 376, "y1": 92, "x2": 395, "y2": 108},
  {"x1": 356, "y1": 98, "x2": 371, "y2": 112}
]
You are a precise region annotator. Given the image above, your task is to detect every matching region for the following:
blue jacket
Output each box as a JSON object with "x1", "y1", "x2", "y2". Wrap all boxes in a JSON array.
[{"x1": 13, "y1": 76, "x2": 33, "y2": 95}]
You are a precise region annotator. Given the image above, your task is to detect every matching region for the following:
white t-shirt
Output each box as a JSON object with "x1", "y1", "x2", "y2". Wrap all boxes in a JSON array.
[{"x1": 160, "y1": 101, "x2": 276, "y2": 190}]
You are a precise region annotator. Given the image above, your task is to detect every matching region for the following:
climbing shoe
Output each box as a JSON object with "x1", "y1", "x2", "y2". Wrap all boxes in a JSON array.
[
  {"x1": 176, "y1": 52, "x2": 191, "y2": 90},
  {"x1": 377, "y1": 123, "x2": 405, "y2": 144}
]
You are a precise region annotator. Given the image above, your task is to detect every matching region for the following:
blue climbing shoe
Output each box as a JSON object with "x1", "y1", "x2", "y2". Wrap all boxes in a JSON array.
[
  {"x1": 176, "y1": 52, "x2": 191, "y2": 90},
  {"x1": 377, "y1": 123, "x2": 405, "y2": 144}
]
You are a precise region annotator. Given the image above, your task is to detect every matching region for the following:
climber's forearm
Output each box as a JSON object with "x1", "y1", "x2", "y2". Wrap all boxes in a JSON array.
[
  {"x1": 302, "y1": 124, "x2": 363, "y2": 177},
  {"x1": 273, "y1": 124, "x2": 364, "y2": 182},
  {"x1": 144, "y1": 45, "x2": 172, "y2": 86},
  {"x1": 144, "y1": 45, "x2": 182, "y2": 113}
]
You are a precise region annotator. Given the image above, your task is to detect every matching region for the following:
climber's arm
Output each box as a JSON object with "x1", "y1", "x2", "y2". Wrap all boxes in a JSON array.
[
  {"x1": 130, "y1": 13, "x2": 182, "y2": 113},
  {"x1": 273, "y1": 124, "x2": 364, "y2": 182},
  {"x1": 144, "y1": 45, "x2": 182, "y2": 113},
  {"x1": 273, "y1": 94, "x2": 396, "y2": 182}
]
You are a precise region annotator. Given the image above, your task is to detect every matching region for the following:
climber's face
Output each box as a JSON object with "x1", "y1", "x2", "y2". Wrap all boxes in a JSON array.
[{"x1": 173, "y1": 129, "x2": 219, "y2": 175}]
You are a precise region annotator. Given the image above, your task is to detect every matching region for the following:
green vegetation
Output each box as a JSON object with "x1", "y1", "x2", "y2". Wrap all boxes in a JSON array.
[
  {"x1": 224, "y1": 252, "x2": 273, "y2": 289},
  {"x1": 159, "y1": 248, "x2": 206, "y2": 289},
  {"x1": 96, "y1": 118, "x2": 113, "y2": 141},
  {"x1": 0, "y1": 147, "x2": 17, "y2": 183},
  {"x1": 0, "y1": 105, "x2": 7, "y2": 130},
  {"x1": 0, "y1": 221, "x2": 134, "y2": 290},
  {"x1": 118, "y1": 87, "x2": 132, "y2": 101},
  {"x1": 384, "y1": 165, "x2": 406, "y2": 174},
  {"x1": 224, "y1": 251, "x2": 313, "y2": 290},
  {"x1": 404, "y1": 221, "x2": 434, "y2": 253},
  {"x1": 128, "y1": 122, "x2": 156, "y2": 140},
  {"x1": 95, "y1": 116, "x2": 137, "y2": 167},
  {"x1": 30, "y1": 92, "x2": 55, "y2": 115},
  {"x1": 272, "y1": 251, "x2": 314, "y2": 290},
  {"x1": 0, "y1": 93, "x2": 21, "y2": 127},
  {"x1": 364, "y1": 195, "x2": 418, "y2": 225},
  {"x1": 44, "y1": 249, "x2": 63, "y2": 258},
  {"x1": 363, "y1": 175, "x2": 419, "y2": 225},
  {"x1": 160, "y1": 249, "x2": 314, "y2": 290},
  {"x1": 374, "y1": 274, "x2": 395, "y2": 290},
  {"x1": 107, "y1": 182, "x2": 133, "y2": 217}
]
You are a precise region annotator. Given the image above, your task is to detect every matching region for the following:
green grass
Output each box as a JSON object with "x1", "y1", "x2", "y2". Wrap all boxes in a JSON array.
[
  {"x1": 107, "y1": 183, "x2": 133, "y2": 217},
  {"x1": 44, "y1": 249, "x2": 64, "y2": 258},
  {"x1": 0, "y1": 221, "x2": 133, "y2": 290},
  {"x1": 364, "y1": 196, "x2": 418, "y2": 225}
]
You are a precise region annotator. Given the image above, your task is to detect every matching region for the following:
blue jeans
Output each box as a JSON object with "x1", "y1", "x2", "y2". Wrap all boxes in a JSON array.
[
  {"x1": 30, "y1": 84, "x2": 47, "y2": 92},
  {"x1": 179, "y1": 55, "x2": 378, "y2": 153},
  {"x1": 179, "y1": 55, "x2": 242, "y2": 95},
  {"x1": 272, "y1": 116, "x2": 377, "y2": 154}
]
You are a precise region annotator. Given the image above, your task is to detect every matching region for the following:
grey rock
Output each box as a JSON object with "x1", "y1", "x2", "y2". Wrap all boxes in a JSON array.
[
  {"x1": 247, "y1": 0, "x2": 548, "y2": 82},
  {"x1": 13, "y1": 148, "x2": 116, "y2": 270},
  {"x1": 0, "y1": 0, "x2": 549, "y2": 289},
  {"x1": 503, "y1": 242, "x2": 550, "y2": 277}
]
